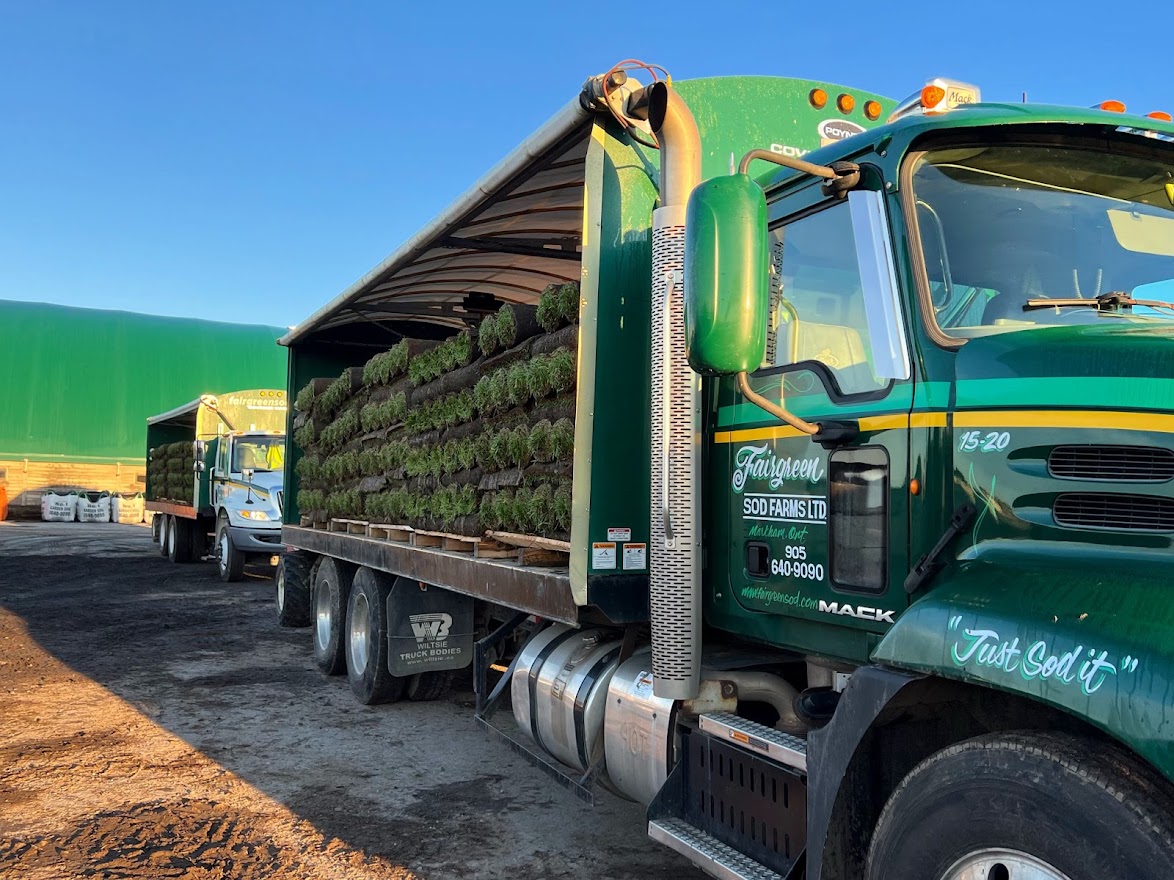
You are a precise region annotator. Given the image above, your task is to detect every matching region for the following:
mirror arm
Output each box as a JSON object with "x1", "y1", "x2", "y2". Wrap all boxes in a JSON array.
[
  {"x1": 738, "y1": 150, "x2": 861, "y2": 198},
  {"x1": 778, "y1": 298, "x2": 800, "y2": 364},
  {"x1": 739, "y1": 149, "x2": 836, "y2": 180},
  {"x1": 736, "y1": 371, "x2": 819, "y2": 436}
]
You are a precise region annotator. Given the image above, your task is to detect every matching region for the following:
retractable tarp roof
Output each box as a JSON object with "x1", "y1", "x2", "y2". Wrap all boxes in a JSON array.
[{"x1": 281, "y1": 96, "x2": 596, "y2": 347}]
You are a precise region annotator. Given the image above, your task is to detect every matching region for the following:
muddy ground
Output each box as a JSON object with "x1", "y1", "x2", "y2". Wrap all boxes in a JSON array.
[{"x1": 0, "y1": 521, "x2": 702, "y2": 879}]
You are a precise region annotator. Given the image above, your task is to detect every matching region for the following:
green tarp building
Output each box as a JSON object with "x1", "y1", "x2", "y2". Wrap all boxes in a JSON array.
[{"x1": 0, "y1": 299, "x2": 287, "y2": 462}]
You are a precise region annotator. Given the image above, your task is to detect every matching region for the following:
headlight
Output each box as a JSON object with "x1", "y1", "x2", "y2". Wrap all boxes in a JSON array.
[{"x1": 238, "y1": 509, "x2": 271, "y2": 521}]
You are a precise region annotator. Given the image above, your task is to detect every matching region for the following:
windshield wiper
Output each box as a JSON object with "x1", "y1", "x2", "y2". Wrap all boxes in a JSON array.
[{"x1": 1024, "y1": 291, "x2": 1174, "y2": 313}]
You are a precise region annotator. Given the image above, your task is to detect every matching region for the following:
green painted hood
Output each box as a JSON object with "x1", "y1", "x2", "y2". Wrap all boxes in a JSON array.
[{"x1": 955, "y1": 324, "x2": 1174, "y2": 412}]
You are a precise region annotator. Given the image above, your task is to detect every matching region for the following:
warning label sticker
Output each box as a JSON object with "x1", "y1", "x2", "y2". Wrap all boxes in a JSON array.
[
  {"x1": 592, "y1": 542, "x2": 617, "y2": 570},
  {"x1": 623, "y1": 543, "x2": 647, "y2": 570},
  {"x1": 607, "y1": 527, "x2": 632, "y2": 542}
]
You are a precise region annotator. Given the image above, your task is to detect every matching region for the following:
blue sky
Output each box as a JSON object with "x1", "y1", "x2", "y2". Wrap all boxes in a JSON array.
[{"x1": 2, "y1": 1, "x2": 1172, "y2": 328}]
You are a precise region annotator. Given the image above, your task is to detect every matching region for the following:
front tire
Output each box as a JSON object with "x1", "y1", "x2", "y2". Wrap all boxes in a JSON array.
[
  {"x1": 312, "y1": 557, "x2": 355, "y2": 675},
  {"x1": 345, "y1": 567, "x2": 406, "y2": 705},
  {"x1": 215, "y1": 514, "x2": 245, "y2": 582},
  {"x1": 866, "y1": 732, "x2": 1174, "y2": 880},
  {"x1": 276, "y1": 551, "x2": 313, "y2": 627}
]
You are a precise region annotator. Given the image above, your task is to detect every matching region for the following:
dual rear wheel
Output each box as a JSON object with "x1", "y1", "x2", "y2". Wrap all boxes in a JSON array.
[{"x1": 307, "y1": 560, "x2": 452, "y2": 705}]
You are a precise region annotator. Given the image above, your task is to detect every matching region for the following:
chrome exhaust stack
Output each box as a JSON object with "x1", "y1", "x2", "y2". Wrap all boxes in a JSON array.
[{"x1": 643, "y1": 82, "x2": 702, "y2": 700}]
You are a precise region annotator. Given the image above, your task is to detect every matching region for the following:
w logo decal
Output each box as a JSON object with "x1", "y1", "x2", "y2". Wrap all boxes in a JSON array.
[{"x1": 409, "y1": 613, "x2": 453, "y2": 643}]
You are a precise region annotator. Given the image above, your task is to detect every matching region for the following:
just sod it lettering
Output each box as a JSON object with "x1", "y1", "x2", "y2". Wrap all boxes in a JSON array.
[{"x1": 947, "y1": 616, "x2": 1140, "y2": 696}]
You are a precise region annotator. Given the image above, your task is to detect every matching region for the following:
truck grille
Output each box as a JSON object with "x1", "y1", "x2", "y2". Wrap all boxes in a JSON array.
[
  {"x1": 1053, "y1": 492, "x2": 1174, "y2": 532},
  {"x1": 1048, "y1": 445, "x2": 1174, "y2": 482},
  {"x1": 276, "y1": 490, "x2": 284, "y2": 513}
]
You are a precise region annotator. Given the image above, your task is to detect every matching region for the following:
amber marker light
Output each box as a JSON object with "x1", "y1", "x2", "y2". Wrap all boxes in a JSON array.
[
  {"x1": 910, "y1": 479, "x2": 921, "y2": 496},
  {"x1": 1099, "y1": 100, "x2": 1127, "y2": 113},
  {"x1": 864, "y1": 100, "x2": 882, "y2": 120},
  {"x1": 921, "y1": 85, "x2": 947, "y2": 110},
  {"x1": 809, "y1": 88, "x2": 828, "y2": 109},
  {"x1": 1147, "y1": 111, "x2": 1174, "y2": 122},
  {"x1": 837, "y1": 93, "x2": 855, "y2": 114}
]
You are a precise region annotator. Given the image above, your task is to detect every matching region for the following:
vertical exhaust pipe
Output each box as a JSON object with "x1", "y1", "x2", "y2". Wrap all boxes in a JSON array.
[{"x1": 645, "y1": 82, "x2": 702, "y2": 700}]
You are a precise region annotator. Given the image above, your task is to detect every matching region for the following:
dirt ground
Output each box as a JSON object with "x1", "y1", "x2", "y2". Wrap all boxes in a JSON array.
[{"x1": 0, "y1": 521, "x2": 703, "y2": 880}]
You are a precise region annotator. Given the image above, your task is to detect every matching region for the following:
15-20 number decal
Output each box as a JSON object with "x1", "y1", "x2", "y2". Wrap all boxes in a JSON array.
[{"x1": 958, "y1": 430, "x2": 1011, "y2": 453}]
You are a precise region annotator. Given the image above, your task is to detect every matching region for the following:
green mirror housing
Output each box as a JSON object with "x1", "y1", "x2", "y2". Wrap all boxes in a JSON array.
[{"x1": 684, "y1": 173, "x2": 770, "y2": 376}]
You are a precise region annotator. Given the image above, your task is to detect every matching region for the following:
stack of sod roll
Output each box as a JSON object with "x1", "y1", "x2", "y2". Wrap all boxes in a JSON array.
[
  {"x1": 148, "y1": 441, "x2": 195, "y2": 504},
  {"x1": 293, "y1": 281, "x2": 580, "y2": 540}
]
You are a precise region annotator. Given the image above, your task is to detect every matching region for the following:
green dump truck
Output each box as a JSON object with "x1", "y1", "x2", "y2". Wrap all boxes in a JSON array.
[
  {"x1": 276, "y1": 64, "x2": 1174, "y2": 879},
  {"x1": 146, "y1": 389, "x2": 287, "y2": 580}
]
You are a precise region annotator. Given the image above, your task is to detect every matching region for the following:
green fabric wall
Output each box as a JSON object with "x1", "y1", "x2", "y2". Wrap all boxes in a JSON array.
[{"x1": 0, "y1": 300, "x2": 287, "y2": 462}]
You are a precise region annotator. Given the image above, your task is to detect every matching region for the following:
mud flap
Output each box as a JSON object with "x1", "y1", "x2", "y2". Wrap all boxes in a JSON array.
[{"x1": 386, "y1": 577, "x2": 474, "y2": 676}]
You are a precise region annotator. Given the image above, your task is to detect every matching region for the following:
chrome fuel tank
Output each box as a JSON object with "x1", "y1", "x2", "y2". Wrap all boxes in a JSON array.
[{"x1": 511, "y1": 624, "x2": 624, "y2": 772}]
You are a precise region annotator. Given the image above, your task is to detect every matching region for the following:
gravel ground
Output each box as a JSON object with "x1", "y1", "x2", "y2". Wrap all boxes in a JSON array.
[{"x1": 0, "y1": 521, "x2": 702, "y2": 879}]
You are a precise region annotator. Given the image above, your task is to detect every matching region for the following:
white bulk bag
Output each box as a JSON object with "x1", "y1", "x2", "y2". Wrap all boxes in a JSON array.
[
  {"x1": 113, "y1": 493, "x2": 147, "y2": 524},
  {"x1": 77, "y1": 491, "x2": 112, "y2": 523},
  {"x1": 41, "y1": 491, "x2": 79, "y2": 522}
]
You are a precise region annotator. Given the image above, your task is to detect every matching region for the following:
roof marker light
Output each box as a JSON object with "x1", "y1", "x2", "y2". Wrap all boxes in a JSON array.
[
  {"x1": 1099, "y1": 100, "x2": 1127, "y2": 113},
  {"x1": 1147, "y1": 111, "x2": 1173, "y2": 122},
  {"x1": 864, "y1": 100, "x2": 882, "y2": 121},
  {"x1": 809, "y1": 88, "x2": 828, "y2": 109},
  {"x1": 888, "y1": 78, "x2": 982, "y2": 122},
  {"x1": 837, "y1": 93, "x2": 855, "y2": 114}
]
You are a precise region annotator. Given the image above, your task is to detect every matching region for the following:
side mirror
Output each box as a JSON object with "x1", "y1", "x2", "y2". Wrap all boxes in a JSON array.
[
  {"x1": 195, "y1": 460, "x2": 206, "y2": 474},
  {"x1": 243, "y1": 468, "x2": 255, "y2": 483},
  {"x1": 683, "y1": 173, "x2": 769, "y2": 376},
  {"x1": 193, "y1": 440, "x2": 206, "y2": 458}
]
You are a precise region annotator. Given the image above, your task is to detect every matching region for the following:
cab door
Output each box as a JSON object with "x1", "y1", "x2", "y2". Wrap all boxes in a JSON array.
[
  {"x1": 211, "y1": 437, "x2": 229, "y2": 507},
  {"x1": 706, "y1": 190, "x2": 915, "y2": 656}
]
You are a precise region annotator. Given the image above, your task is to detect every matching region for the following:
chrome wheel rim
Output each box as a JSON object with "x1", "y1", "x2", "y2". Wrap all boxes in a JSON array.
[
  {"x1": 315, "y1": 579, "x2": 332, "y2": 651},
  {"x1": 166, "y1": 519, "x2": 175, "y2": 556},
  {"x1": 349, "y1": 592, "x2": 371, "y2": 675},
  {"x1": 943, "y1": 849, "x2": 1072, "y2": 880},
  {"x1": 218, "y1": 534, "x2": 229, "y2": 571},
  {"x1": 275, "y1": 567, "x2": 285, "y2": 611}
]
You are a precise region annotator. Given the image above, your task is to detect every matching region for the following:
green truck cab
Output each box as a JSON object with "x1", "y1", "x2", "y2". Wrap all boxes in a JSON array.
[
  {"x1": 278, "y1": 69, "x2": 1174, "y2": 880},
  {"x1": 684, "y1": 84, "x2": 1174, "y2": 878}
]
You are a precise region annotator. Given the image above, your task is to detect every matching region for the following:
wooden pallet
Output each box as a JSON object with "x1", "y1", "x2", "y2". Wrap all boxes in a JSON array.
[
  {"x1": 410, "y1": 529, "x2": 514, "y2": 558},
  {"x1": 367, "y1": 523, "x2": 413, "y2": 542},
  {"x1": 328, "y1": 518, "x2": 369, "y2": 535},
  {"x1": 487, "y1": 531, "x2": 570, "y2": 566}
]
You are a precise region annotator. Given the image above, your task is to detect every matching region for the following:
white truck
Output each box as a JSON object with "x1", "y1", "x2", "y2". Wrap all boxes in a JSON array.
[{"x1": 146, "y1": 389, "x2": 287, "y2": 580}]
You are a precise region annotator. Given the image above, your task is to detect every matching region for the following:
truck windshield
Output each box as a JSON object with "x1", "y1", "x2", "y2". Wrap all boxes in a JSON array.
[
  {"x1": 233, "y1": 438, "x2": 284, "y2": 472},
  {"x1": 909, "y1": 141, "x2": 1174, "y2": 339}
]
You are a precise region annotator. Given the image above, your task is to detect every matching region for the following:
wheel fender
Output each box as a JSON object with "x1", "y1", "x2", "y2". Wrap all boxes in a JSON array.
[
  {"x1": 806, "y1": 665, "x2": 922, "y2": 880},
  {"x1": 873, "y1": 562, "x2": 1174, "y2": 782}
]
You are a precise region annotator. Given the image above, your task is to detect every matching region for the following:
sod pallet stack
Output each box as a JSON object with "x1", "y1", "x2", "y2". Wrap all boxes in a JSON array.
[
  {"x1": 293, "y1": 282, "x2": 580, "y2": 544},
  {"x1": 148, "y1": 442, "x2": 194, "y2": 505}
]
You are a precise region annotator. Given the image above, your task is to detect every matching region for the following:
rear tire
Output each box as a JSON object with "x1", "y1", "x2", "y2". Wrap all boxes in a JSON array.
[
  {"x1": 312, "y1": 557, "x2": 355, "y2": 675},
  {"x1": 866, "y1": 731, "x2": 1174, "y2": 880},
  {"x1": 215, "y1": 514, "x2": 245, "y2": 582},
  {"x1": 345, "y1": 567, "x2": 406, "y2": 705},
  {"x1": 406, "y1": 669, "x2": 455, "y2": 702},
  {"x1": 166, "y1": 516, "x2": 194, "y2": 563},
  {"x1": 151, "y1": 514, "x2": 162, "y2": 544},
  {"x1": 276, "y1": 551, "x2": 313, "y2": 627},
  {"x1": 158, "y1": 515, "x2": 170, "y2": 556}
]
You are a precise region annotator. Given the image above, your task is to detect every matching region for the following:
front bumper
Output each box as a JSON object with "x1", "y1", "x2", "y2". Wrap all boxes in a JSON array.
[{"x1": 227, "y1": 525, "x2": 284, "y2": 554}]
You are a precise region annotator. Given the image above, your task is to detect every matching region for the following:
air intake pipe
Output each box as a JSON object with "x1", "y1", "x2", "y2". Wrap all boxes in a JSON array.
[{"x1": 643, "y1": 82, "x2": 703, "y2": 700}]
